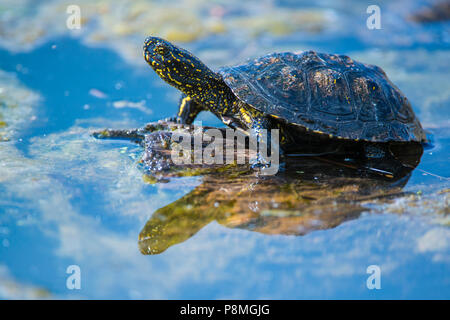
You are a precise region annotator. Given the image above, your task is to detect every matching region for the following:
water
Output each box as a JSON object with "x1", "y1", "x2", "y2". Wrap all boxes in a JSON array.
[{"x1": 0, "y1": 0, "x2": 449, "y2": 299}]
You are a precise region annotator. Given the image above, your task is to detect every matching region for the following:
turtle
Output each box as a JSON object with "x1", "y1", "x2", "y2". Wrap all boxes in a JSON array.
[{"x1": 143, "y1": 36, "x2": 427, "y2": 162}]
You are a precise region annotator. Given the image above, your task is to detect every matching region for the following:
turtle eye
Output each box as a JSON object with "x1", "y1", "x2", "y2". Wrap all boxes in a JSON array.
[{"x1": 154, "y1": 44, "x2": 167, "y2": 56}]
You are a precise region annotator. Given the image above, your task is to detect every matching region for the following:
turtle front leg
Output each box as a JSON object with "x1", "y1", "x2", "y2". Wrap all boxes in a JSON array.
[
  {"x1": 171, "y1": 94, "x2": 206, "y2": 124},
  {"x1": 92, "y1": 128, "x2": 145, "y2": 143}
]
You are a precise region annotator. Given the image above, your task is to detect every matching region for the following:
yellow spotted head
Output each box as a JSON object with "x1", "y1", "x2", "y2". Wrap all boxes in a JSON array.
[{"x1": 143, "y1": 36, "x2": 221, "y2": 95}]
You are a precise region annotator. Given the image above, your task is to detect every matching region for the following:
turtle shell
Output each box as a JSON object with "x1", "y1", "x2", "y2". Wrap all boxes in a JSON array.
[{"x1": 219, "y1": 51, "x2": 426, "y2": 142}]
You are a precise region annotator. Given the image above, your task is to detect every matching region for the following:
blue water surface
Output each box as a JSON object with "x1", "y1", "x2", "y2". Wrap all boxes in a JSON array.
[{"x1": 0, "y1": 0, "x2": 449, "y2": 299}]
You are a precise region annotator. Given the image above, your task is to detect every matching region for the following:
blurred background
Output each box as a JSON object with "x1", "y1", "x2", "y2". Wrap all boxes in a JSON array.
[{"x1": 0, "y1": 0, "x2": 449, "y2": 299}]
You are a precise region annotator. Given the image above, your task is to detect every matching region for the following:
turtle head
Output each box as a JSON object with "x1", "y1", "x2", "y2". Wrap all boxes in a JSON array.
[{"x1": 143, "y1": 37, "x2": 222, "y2": 97}]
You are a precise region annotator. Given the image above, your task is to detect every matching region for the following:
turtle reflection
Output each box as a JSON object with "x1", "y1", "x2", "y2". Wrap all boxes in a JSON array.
[{"x1": 103, "y1": 123, "x2": 425, "y2": 255}]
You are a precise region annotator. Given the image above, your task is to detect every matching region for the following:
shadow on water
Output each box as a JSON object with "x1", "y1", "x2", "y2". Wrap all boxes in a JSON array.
[{"x1": 94, "y1": 122, "x2": 424, "y2": 255}]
